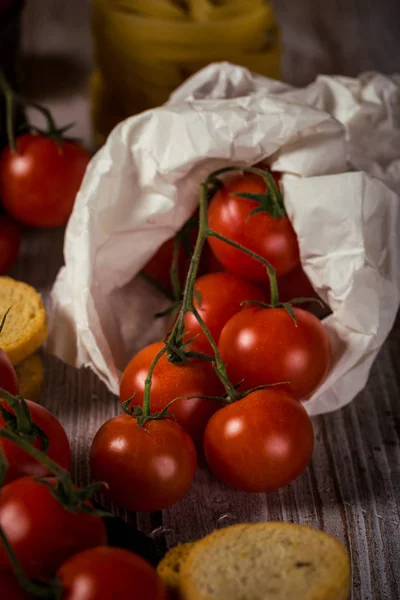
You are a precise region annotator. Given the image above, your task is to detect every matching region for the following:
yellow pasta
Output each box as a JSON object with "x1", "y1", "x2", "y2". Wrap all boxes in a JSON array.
[
  {"x1": 189, "y1": 0, "x2": 266, "y2": 22},
  {"x1": 115, "y1": 0, "x2": 188, "y2": 19},
  {"x1": 91, "y1": 0, "x2": 282, "y2": 144}
]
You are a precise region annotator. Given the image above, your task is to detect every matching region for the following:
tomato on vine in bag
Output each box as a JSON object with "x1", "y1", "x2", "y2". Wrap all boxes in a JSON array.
[{"x1": 208, "y1": 171, "x2": 300, "y2": 281}]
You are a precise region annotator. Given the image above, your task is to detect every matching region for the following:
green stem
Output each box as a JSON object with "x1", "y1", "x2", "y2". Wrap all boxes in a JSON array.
[
  {"x1": 0, "y1": 69, "x2": 64, "y2": 150},
  {"x1": 0, "y1": 71, "x2": 17, "y2": 152},
  {"x1": 191, "y1": 306, "x2": 237, "y2": 400},
  {"x1": 0, "y1": 524, "x2": 61, "y2": 598},
  {"x1": 168, "y1": 183, "x2": 209, "y2": 348},
  {"x1": 207, "y1": 229, "x2": 279, "y2": 306},
  {"x1": 142, "y1": 345, "x2": 168, "y2": 416}
]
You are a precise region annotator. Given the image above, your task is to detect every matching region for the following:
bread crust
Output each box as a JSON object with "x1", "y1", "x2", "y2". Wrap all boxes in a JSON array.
[
  {"x1": 0, "y1": 277, "x2": 48, "y2": 365},
  {"x1": 180, "y1": 522, "x2": 350, "y2": 600},
  {"x1": 16, "y1": 354, "x2": 44, "y2": 402}
]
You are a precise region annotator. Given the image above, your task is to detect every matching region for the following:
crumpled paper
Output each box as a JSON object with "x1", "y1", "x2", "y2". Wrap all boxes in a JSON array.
[{"x1": 49, "y1": 62, "x2": 400, "y2": 416}]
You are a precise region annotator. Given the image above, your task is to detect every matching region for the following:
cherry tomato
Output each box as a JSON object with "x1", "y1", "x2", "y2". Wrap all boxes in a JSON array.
[
  {"x1": 183, "y1": 272, "x2": 265, "y2": 355},
  {"x1": 0, "y1": 477, "x2": 107, "y2": 579},
  {"x1": 0, "y1": 570, "x2": 33, "y2": 600},
  {"x1": 0, "y1": 399, "x2": 71, "y2": 484},
  {"x1": 218, "y1": 306, "x2": 331, "y2": 400},
  {"x1": 58, "y1": 546, "x2": 168, "y2": 600},
  {"x1": 0, "y1": 135, "x2": 90, "y2": 227},
  {"x1": 204, "y1": 389, "x2": 314, "y2": 492},
  {"x1": 90, "y1": 415, "x2": 197, "y2": 512},
  {"x1": 0, "y1": 348, "x2": 18, "y2": 395},
  {"x1": 0, "y1": 215, "x2": 21, "y2": 274},
  {"x1": 120, "y1": 341, "x2": 223, "y2": 440},
  {"x1": 208, "y1": 173, "x2": 299, "y2": 281}
]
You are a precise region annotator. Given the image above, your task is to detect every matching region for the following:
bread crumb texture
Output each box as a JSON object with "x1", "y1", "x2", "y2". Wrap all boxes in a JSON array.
[
  {"x1": 15, "y1": 354, "x2": 44, "y2": 402},
  {"x1": 0, "y1": 277, "x2": 47, "y2": 365},
  {"x1": 180, "y1": 522, "x2": 350, "y2": 600},
  {"x1": 158, "y1": 542, "x2": 196, "y2": 593}
]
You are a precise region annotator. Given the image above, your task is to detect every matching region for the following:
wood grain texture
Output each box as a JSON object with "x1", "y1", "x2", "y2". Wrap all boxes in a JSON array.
[{"x1": 13, "y1": 1, "x2": 400, "y2": 599}]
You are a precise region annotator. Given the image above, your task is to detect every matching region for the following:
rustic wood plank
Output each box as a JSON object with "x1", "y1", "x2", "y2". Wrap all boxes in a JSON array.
[{"x1": 12, "y1": 2, "x2": 400, "y2": 599}]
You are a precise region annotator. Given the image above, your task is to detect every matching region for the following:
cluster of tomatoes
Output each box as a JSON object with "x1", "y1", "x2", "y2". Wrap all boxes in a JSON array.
[
  {"x1": 0, "y1": 346, "x2": 168, "y2": 598},
  {"x1": 89, "y1": 165, "x2": 332, "y2": 513},
  {"x1": 0, "y1": 73, "x2": 91, "y2": 276}
]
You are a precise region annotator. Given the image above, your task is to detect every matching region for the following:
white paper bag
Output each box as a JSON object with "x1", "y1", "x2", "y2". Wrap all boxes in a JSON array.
[{"x1": 49, "y1": 63, "x2": 400, "y2": 416}]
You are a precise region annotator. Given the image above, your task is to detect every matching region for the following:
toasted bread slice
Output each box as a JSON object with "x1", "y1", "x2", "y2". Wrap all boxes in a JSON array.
[
  {"x1": 0, "y1": 277, "x2": 47, "y2": 365},
  {"x1": 15, "y1": 354, "x2": 44, "y2": 402},
  {"x1": 180, "y1": 523, "x2": 350, "y2": 600},
  {"x1": 157, "y1": 542, "x2": 195, "y2": 595}
]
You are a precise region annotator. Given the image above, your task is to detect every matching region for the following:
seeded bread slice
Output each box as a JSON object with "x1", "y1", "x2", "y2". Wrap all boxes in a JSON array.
[
  {"x1": 180, "y1": 523, "x2": 350, "y2": 600},
  {"x1": 15, "y1": 354, "x2": 44, "y2": 402},
  {"x1": 0, "y1": 277, "x2": 47, "y2": 365},
  {"x1": 157, "y1": 542, "x2": 195, "y2": 596}
]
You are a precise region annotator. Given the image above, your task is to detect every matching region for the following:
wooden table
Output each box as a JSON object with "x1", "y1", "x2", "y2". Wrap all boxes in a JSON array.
[{"x1": 10, "y1": 2, "x2": 400, "y2": 599}]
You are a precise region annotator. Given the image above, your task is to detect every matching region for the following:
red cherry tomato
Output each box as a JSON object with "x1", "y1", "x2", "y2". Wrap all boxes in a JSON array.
[
  {"x1": 58, "y1": 546, "x2": 168, "y2": 600},
  {"x1": 208, "y1": 173, "x2": 299, "y2": 281},
  {"x1": 0, "y1": 347, "x2": 18, "y2": 395},
  {"x1": 0, "y1": 135, "x2": 90, "y2": 227},
  {"x1": 90, "y1": 415, "x2": 197, "y2": 512},
  {"x1": 0, "y1": 570, "x2": 33, "y2": 600},
  {"x1": 0, "y1": 215, "x2": 21, "y2": 274},
  {"x1": 218, "y1": 306, "x2": 331, "y2": 400},
  {"x1": 0, "y1": 399, "x2": 71, "y2": 484},
  {"x1": 183, "y1": 272, "x2": 265, "y2": 355},
  {"x1": 0, "y1": 477, "x2": 107, "y2": 579},
  {"x1": 204, "y1": 389, "x2": 314, "y2": 492},
  {"x1": 120, "y1": 341, "x2": 223, "y2": 440}
]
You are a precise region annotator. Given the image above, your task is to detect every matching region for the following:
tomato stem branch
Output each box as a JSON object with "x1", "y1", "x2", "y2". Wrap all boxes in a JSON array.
[
  {"x1": 190, "y1": 306, "x2": 237, "y2": 400},
  {"x1": 0, "y1": 69, "x2": 68, "y2": 151},
  {"x1": 165, "y1": 183, "x2": 238, "y2": 398},
  {"x1": 142, "y1": 345, "x2": 168, "y2": 416},
  {"x1": 206, "y1": 229, "x2": 279, "y2": 306},
  {"x1": 138, "y1": 165, "x2": 283, "y2": 412}
]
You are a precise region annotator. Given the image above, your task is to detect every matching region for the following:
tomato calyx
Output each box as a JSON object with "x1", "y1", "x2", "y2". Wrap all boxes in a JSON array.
[
  {"x1": 0, "y1": 69, "x2": 76, "y2": 152},
  {"x1": 122, "y1": 397, "x2": 178, "y2": 427},
  {"x1": 206, "y1": 165, "x2": 286, "y2": 219},
  {"x1": 0, "y1": 389, "x2": 49, "y2": 452},
  {"x1": 242, "y1": 295, "x2": 326, "y2": 326}
]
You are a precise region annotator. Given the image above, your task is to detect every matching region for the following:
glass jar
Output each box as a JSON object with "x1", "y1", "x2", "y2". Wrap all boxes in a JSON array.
[{"x1": 90, "y1": 0, "x2": 281, "y2": 146}]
